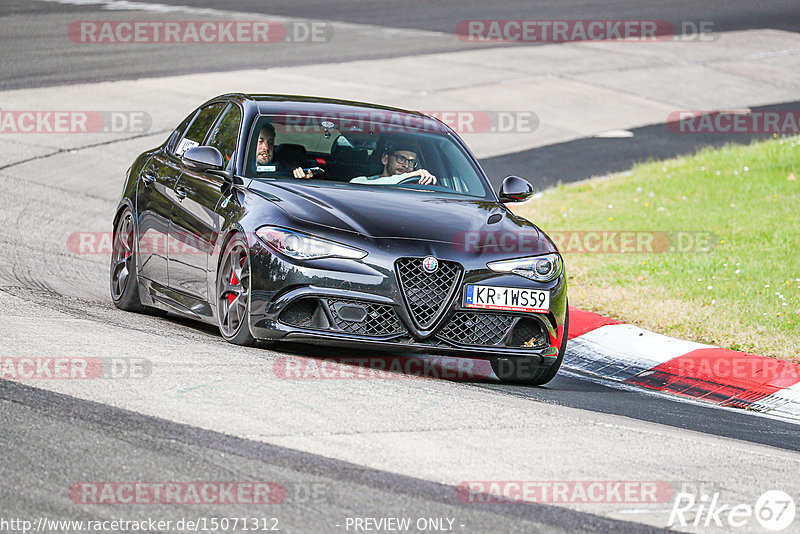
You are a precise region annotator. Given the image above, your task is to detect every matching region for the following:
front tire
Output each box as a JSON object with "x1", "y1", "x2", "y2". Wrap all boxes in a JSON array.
[
  {"x1": 491, "y1": 307, "x2": 569, "y2": 386},
  {"x1": 216, "y1": 234, "x2": 256, "y2": 346}
]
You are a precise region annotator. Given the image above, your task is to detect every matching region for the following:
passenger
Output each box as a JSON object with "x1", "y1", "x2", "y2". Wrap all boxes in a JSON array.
[
  {"x1": 350, "y1": 144, "x2": 436, "y2": 185},
  {"x1": 256, "y1": 123, "x2": 314, "y2": 179}
]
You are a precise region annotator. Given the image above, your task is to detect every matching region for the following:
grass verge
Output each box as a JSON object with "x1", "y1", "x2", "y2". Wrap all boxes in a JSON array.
[{"x1": 513, "y1": 136, "x2": 799, "y2": 362}]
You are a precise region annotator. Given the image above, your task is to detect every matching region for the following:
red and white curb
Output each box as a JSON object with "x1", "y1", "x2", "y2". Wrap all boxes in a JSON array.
[{"x1": 565, "y1": 307, "x2": 800, "y2": 422}]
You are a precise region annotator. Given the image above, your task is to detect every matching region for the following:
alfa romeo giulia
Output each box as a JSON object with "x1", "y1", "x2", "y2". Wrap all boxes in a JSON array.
[{"x1": 110, "y1": 94, "x2": 568, "y2": 384}]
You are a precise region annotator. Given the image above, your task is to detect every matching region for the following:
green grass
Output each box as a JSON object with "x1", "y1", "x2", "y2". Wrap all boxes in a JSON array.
[{"x1": 514, "y1": 136, "x2": 800, "y2": 361}]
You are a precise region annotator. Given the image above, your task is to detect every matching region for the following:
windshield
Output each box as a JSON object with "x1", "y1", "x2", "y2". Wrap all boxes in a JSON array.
[{"x1": 245, "y1": 113, "x2": 491, "y2": 199}]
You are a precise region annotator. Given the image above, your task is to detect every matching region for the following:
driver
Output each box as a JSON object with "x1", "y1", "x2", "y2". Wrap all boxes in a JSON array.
[
  {"x1": 256, "y1": 123, "x2": 314, "y2": 179},
  {"x1": 350, "y1": 144, "x2": 436, "y2": 185}
]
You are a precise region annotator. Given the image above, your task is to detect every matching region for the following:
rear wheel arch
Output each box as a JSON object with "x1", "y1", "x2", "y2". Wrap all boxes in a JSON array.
[{"x1": 112, "y1": 201, "x2": 134, "y2": 231}]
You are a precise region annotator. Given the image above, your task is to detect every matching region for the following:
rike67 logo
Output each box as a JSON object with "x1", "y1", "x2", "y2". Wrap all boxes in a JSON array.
[{"x1": 669, "y1": 490, "x2": 796, "y2": 531}]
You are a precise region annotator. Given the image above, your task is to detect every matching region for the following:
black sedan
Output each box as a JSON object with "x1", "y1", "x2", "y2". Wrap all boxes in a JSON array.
[{"x1": 111, "y1": 94, "x2": 568, "y2": 385}]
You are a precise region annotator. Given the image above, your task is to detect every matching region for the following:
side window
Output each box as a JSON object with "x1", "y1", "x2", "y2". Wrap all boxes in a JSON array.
[
  {"x1": 167, "y1": 111, "x2": 196, "y2": 154},
  {"x1": 206, "y1": 104, "x2": 242, "y2": 166},
  {"x1": 175, "y1": 102, "x2": 225, "y2": 156}
]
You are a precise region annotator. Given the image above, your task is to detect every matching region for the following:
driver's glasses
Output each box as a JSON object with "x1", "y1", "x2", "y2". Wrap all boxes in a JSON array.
[{"x1": 391, "y1": 154, "x2": 418, "y2": 169}]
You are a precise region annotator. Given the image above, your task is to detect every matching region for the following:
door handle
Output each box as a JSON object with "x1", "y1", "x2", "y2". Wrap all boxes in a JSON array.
[{"x1": 175, "y1": 186, "x2": 187, "y2": 200}]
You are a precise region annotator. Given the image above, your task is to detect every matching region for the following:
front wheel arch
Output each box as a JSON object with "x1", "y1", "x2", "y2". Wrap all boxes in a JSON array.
[{"x1": 214, "y1": 224, "x2": 249, "y2": 278}]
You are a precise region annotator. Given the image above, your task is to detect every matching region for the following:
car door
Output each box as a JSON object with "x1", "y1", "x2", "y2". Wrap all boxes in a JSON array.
[
  {"x1": 168, "y1": 102, "x2": 241, "y2": 310},
  {"x1": 134, "y1": 114, "x2": 195, "y2": 287}
]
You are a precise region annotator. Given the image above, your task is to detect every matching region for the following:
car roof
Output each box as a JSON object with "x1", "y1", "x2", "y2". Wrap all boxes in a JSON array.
[{"x1": 220, "y1": 93, "x2": 450, "y2": 134}]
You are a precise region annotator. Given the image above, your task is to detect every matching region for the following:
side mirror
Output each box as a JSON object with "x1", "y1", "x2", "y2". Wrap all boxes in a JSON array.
[
  {"x1": 182, "y1": 146, "x2": 225, "y2": 172},
  {"x1": 498, "y1": 175, "x2": 534, "y2": 203}
]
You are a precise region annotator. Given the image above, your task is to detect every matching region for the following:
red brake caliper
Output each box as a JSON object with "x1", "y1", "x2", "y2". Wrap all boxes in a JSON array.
[{"x1": 228, "y1": 270, "x2": 239, "y2": 304}]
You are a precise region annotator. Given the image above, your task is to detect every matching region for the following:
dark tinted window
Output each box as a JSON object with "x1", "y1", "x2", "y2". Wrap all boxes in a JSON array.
[
  {"x1": 245, "y1": 114, "x2": 489, "y2": 199},
  {"x1": 176, "y1": 102, "x2": 225, "y2": 156},
  {"x1": 167, "y1": 112, "x2": 196, "y2": 154},
  {"x1": 206, "y1": 104, "x2": 242, "y2": 166}
]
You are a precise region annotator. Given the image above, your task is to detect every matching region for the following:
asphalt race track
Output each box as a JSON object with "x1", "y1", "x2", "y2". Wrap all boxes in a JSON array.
[{"x1": 1, "y1": 2, "x2": 799, "y2": 533}]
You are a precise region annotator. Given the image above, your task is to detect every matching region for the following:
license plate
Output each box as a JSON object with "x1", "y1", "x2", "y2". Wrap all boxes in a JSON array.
[{"x1": 464, "y1": 284, "x2": 549, "y2": 313}]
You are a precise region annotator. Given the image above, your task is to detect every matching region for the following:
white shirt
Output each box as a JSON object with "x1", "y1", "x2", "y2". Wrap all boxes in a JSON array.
[{"x1": 350, "y1": 172, "x2": 413, "y2": 185}]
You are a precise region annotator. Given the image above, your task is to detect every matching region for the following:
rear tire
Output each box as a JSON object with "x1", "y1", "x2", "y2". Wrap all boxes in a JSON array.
[
  {"x1": 491, "y1": 306, "x2": 569, "y2": 386},
  {"x1": 216, "y1": 234, "x2": 256, "y2": 346},
  {"x1": 110, "y1": 208, "x2": 149, "y2": 313}
]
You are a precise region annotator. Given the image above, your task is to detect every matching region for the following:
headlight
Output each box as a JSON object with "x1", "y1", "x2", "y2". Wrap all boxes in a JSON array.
[
  {"x1": 487, "y1": 253, "x2": 563, "y2": 282},
  {"x1": 255, "y1": 226, "x2": 367, "y2": 261}
]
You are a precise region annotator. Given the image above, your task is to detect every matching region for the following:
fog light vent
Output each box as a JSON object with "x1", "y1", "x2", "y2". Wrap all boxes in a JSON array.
[
  {"x1": 280, "y1": 298, "x2": 321, "y2": 328},
  {"x1": 326, "y1": 299, "x2": 405, "y2": 336},
  {"x1": 331, "y1": 302, "x2": 368, "y2": 322},
  {"x1": 507, "y1": 317, "x2": 547, "y2": 348}
]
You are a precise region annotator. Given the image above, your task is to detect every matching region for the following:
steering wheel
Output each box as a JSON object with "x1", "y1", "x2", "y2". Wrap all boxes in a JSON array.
[{"x1": 397, "y1": 175, "x2": 421, "y2": 185}]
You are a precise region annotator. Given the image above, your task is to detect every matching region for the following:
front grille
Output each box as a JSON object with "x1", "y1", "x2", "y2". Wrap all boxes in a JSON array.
[
  {"x1": 437, "y1": 313, "x2": 515, "y2": 346},
  {"x1": 396, "y1": 258, "x2": 462, "y2": 329},
  {"x1": 326, "y1": 299, "x2": 405, "y2": 336}
]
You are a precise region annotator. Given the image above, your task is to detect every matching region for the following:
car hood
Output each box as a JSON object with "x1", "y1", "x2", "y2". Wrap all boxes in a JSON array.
[{"x1": 247, "y1": 180, "x2": 555, "y2": 253}]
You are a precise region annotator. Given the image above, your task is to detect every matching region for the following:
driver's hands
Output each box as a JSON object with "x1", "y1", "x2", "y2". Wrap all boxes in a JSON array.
[
  {"x1": 407, "y1": 169, "x2": 437, "y2": 185},
  {"x1": 292, "y1": 167, "x2": 314, "y2": 180}
]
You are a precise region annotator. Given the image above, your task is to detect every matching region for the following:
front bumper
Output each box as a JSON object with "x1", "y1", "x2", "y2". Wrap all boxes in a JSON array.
[{"x1": 246, "y1": 239, "x2": 567, "y2": 363}]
